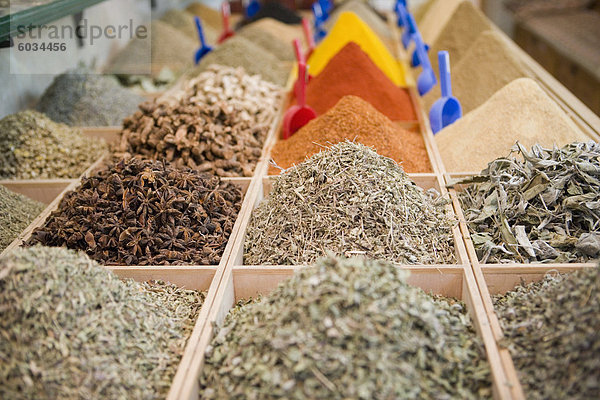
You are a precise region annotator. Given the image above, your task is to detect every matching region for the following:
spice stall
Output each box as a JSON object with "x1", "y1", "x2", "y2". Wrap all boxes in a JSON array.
[{"x1": 1, "y1": 0, "x2": 599, "y2": 399}]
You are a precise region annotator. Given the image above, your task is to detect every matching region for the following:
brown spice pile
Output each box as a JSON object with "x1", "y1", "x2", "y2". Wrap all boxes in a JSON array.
[
  {"x1": 423, "y1": 30, "x2": 531, "y2": 114},
  {"x1": 237, "y1": 24, "x2": 295, "y2": 62},
  {"x1": 160, "y1": 9, "x2": 219, "y2": 44},
  {"x1": 27, "y1": 158, "x2": 242, "y2": 266},
  {"x1": 118, "y1": 65, "x2": 282, "y2": 177},
  {"x1": 105, "y1": 21, "x2": 196, "y2": 78},
  {"x1": 270, "y1": 96, "x2": 431, "y2": 174},
  {"x1": 248, "y1": 18, "x2": 305, "y2": 50},
  {"x1": 189, "y1": 36, "x2": 290, "y2": 86},
  {"x1": 435, "y1": 78, "x2": 589, "y2": 172},
  {"x1": 186, "y1": 2, "x2": 223, "y2": 31},
  {"x1": 427, "y1": 1, "x2": 492, "y2": 77}
]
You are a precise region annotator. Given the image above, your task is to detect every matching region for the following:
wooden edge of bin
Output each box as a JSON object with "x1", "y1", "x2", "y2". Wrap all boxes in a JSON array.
[
  {"x1": 0, "y1": 179, "x2": 75, "y2": 205},
  {"x1": 477, "y1": 263, "x2": 597, "y2": 400},
  {"x1": 169, "y1": 87, "x2": 288, "y2": 400},
  {"x1": 181, "y1": 263, "x2": 513, "y2": 399}
]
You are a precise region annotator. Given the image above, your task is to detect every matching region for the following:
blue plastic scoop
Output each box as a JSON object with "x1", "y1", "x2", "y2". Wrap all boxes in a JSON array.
[
  {"x1": 246, "y1": 0, "x2": 261, "y2": 18},
  {"x1": 194, "y1": 16, "x2": 213, "y2": 64},
  {"x1": 400, "y1": 6, "x2": 414, "y2": 49},
  {"x1": 318, "y1": 0, "x2": 330, "y2": 20},
  {"x1": 414, "y1": 34, "x2": 436, "y2": 96},
  {"x1": 429, "y1": 51, "x2": 462, "y2": 134},
  {"x1": 312, "y1": 3, "x2": 327, "y2": 43},
  {"x1": 394, "y1": 0, "x2": 407, "y2": 27}
]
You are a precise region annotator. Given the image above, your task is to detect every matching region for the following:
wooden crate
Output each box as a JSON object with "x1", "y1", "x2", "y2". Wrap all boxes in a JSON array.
[
  {"x1": 179, "y1": 262, "x2": 514, "y2": 399},
  {"x1": 476, "y1": 264, "x2": 596, "y2": 400}
]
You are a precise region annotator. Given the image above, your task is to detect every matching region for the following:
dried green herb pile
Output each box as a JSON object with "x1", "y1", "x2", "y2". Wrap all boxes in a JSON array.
[
  {"x1": 0, "y1": 186, "x2": 45, "y2": 251},
  {"x1": 0, "y1": 246, "x2": 205, "y2": 400},
  {"x1": 200, "y1": 256, "x2": 492, "y2": 399},
  {"x1": 118, "y1": 65, "x2": 281, "y2": 177},
  {"x1": 245, "y1": 142, "x2": 456, "y2": 265},
  {"x1": 160, "y1": 9, "x2": 218, "y2": 44},
  {"x1": 457, "y1": 142, "x2": 600, "y2": 263},
  {"x1": 494, "y1": 266, "x2": 600, "y2": 399},
  {"x1": 189, "y1": 36, "x2": 289, "y2": 86},
  {"x1": 27, "y1": 158, "x2": 242, "y2": 265},
  {"x1": 0, "y1": 110, "x2": 107, "y2": 179},
  {"x1": 37, "y1": 66, "x2": 144, "y2": 126}
]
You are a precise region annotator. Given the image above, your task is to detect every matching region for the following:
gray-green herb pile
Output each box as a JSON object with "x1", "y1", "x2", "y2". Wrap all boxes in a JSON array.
[
  {"x1": 37, "y1": 66, "x2": 144, "y2": 126},
  {"x1": 0, "y1": 246, "x2": 205, "y2": 399},
  {"x1": 0, "y1": 186, "x2": 45, "y2": 251},
  {"x1": 457, "y1": 142, "x2": 600, "y2": 263},
  {"x1": 200, "y1": 255, "x2": 492, "y2": 399},
  {"x1": 237, "y1": 24, "x2": 295, "y2": 62},
  {"x1": 189, "y1": 36, "x2": 289, "y2": 86},
  {"x1": 245, "y1": 142, "x2": 456, "y2": 265},
  {"x1": 494, "y1": 266, "x2": 600, "y2": 399},
  {"x1": 0, "y1": 110, "x2": 107, "y2": 179}
]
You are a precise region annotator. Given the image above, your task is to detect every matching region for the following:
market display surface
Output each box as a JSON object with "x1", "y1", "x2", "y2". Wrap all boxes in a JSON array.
[{"x1": 1, "y1": 0, "x2": 599, "y2": 399}]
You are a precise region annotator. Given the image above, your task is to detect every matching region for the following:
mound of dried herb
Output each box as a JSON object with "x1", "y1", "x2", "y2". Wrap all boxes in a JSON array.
[
  {"x1": 0, "y1": 246, "x2": 205, "y2": 400},
  {"x1": 237, "y1": 24, "x2": 295, "y2": 62},
  {"x1": 0, "y1": 110, "x2": 107, "y2": 179},
  {"x1": 0, "y1": 185, "x2": 45, "y2": 251},
  {"x1": 200, "y1": 255, "x2": 492, "y2": 399},
  {"x1": 27, "y1": 158, "x2": 242, "y2": 265},
  {"x1": 245, "y1": 142, "x2": 456, "y2": 265},
  {"x1": 190, "y1": 36, "x2": 290, "y2": 86},
  {"x1": 118, "y1": 65, "x2": 281, "y2": 177},
  {"x1": 456, "y1": 142, "x2": 600, "y2": 263},
  {"x1": 494, "y1": 266, "x2": 600, "y2": 399},
  {"x1": 37, "y1": 66, "x2": 144, "y2": 126}
]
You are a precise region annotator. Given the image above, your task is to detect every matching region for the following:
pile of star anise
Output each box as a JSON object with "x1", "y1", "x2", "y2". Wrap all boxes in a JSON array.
[{"x1": 27, "y1": 158, "x2": 242, "y2": 265}]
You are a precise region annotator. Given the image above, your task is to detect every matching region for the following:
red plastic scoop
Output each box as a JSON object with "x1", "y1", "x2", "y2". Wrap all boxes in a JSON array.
[
  {"x1": 217, "y1": 2, "x2": 234, "y2": 44},
  {"x1": 283, "y1": 58, "x2": 316, "y2": 139},
  {"x1": 302, "y1": 18, "x2": 315, "y2": 60}
]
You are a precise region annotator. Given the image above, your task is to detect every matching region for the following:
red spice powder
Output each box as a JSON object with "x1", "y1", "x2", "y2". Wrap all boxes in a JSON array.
[
  {"x1": 301, "y1": 42, "x2": 417, "y2": 121},
  {"x1": 270, "y1": 95, "x2": 432, "y2": 174}
]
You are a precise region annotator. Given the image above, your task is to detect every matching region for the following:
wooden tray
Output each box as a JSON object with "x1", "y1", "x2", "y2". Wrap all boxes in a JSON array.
[
  {"x1": 476, "y1": 264, "x2": 596, "y2": 400},
  {"x1": 182, "y1": 263, "x2": 514, "y2": 399}
]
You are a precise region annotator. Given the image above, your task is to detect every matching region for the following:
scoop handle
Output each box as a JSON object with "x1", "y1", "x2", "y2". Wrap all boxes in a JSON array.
[
  {"x1": 293, "y1": 38, "x2": 303, "y2": 63},
  {"x1": 302, "y1": 18, "x2": 315, "y2": 53},
  {"x1": 297, "y1": 62, "x2": 308, "y2": 107},
  {"x1": 221, "y1": 2, "x2": 231, "y2": 33},
  {"x1": 438, "y1": 51, "x2": 452, "y2": 98},
  {"x1": 194, "y1": 16, "x2": 207, "y2": 47},
  {"x1": 312, "y1": 2, "x2": 323, "y2": 25}
]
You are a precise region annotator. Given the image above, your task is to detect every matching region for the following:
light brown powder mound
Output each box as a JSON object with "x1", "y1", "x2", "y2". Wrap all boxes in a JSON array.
[
  {"x1": 435, "y1": 78, "x2": 590, "y2": 172},
  {"x1": 418, "y1": 0, "x2": 463, "y2": 44},
  {"x1": 250, "y1": 18, "x2": 306, "y2": 49},
  {"x1": 186, "y1": 2, "x2": 222, "y2": 31},
  {"x1": 427, "y1": 1, "x2": 492, "y2": 76},
  {"x1": 270, "y1": 95, "x2": 432, "y2": 174},
  {"x1": 423, "y1": 30, "x2": 531, "y2": 114},
  {"x1": 413, "y1": 0, "x2": 437, "y2": 23}
]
